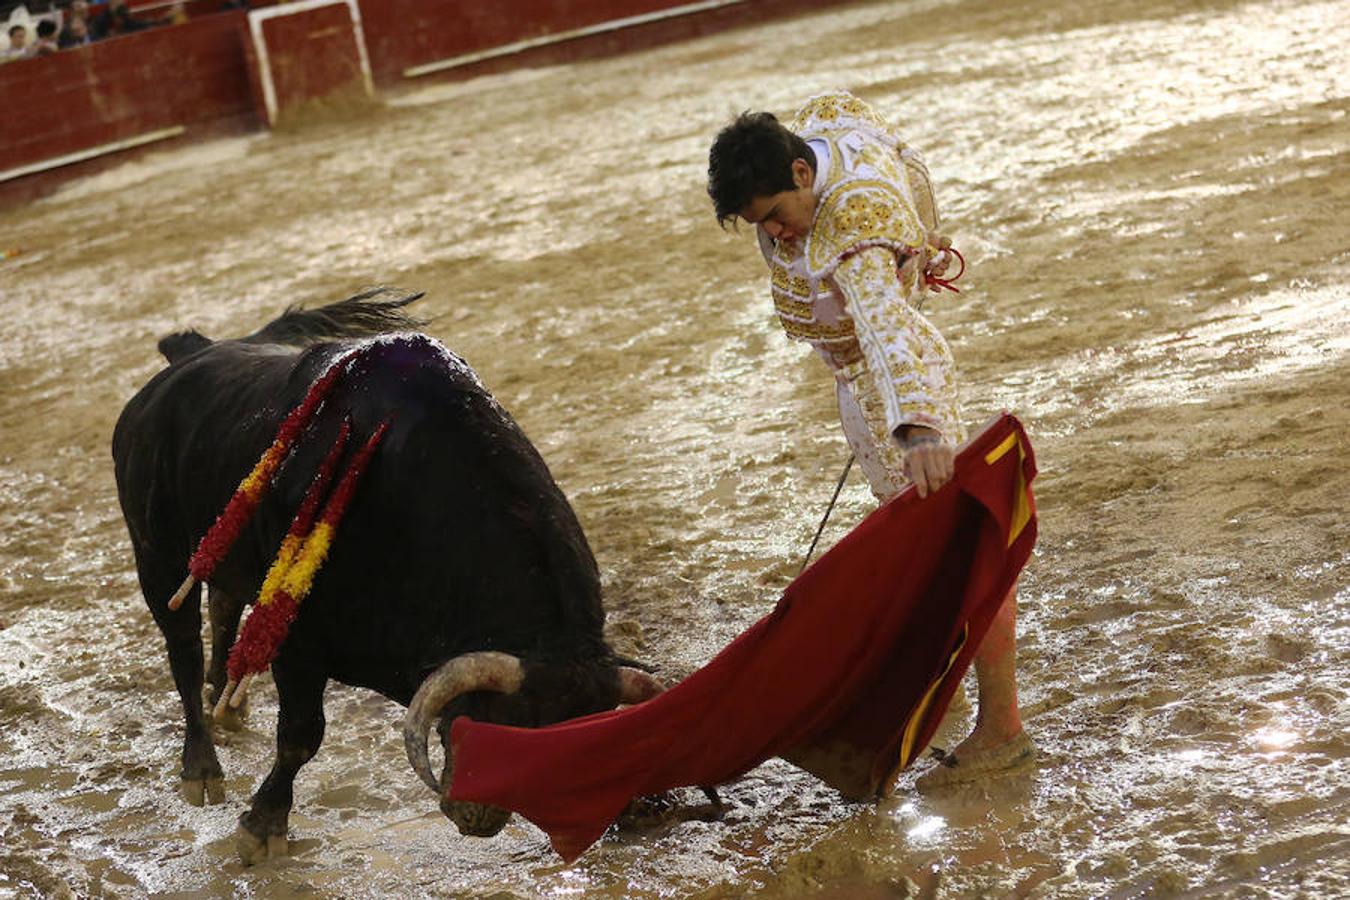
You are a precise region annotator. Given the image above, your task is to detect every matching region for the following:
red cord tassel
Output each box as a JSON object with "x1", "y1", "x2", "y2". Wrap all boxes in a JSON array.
[{"x1": 924, "y1": 247, "x2": 966, "y2": 293}]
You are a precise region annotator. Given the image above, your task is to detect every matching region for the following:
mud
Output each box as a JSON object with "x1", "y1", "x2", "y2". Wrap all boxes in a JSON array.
[{"x1": 1, "y1": 0, "x2": 1347, "y2": 896}]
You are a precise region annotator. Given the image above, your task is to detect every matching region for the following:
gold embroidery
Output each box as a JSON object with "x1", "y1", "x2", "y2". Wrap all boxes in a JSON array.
[
  {"x1": 775, "y1": 313, "x2": 857, "y2": 344},
  {"x1": 769, "y1": 265, "x2": 812, "y2": 298},
  {"x1": 761, "y1": 91, "x2": 966, "y2": 483},
  {"x1": 832, "y1": 248, "x2": 963, "y2": 441},
  {"x1": 789, "y1": 92, "x2": 892, "y2": 136},
  {"x1": 772, "y1": 291, "x2": 815, "y2": 323},
  {"x1": 807, "y1": 181, "x2": 924, "y2": 276}
]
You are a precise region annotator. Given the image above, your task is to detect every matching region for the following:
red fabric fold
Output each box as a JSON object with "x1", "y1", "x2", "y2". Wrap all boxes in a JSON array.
[{"x1": 448, "y1": 413, "x2": 1038, "y2": 862}]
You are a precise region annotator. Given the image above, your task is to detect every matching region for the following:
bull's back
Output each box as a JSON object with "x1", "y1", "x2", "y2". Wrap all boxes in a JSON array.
[
  {"x1": 114, "y1": 333, "x2": 606, "y2": 686},
  {"x1": 113, "y1": 342, "x2": 318, "y2": 561}
]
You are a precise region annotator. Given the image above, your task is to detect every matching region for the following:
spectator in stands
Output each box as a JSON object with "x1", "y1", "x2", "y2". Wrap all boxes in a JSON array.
[
  {"x1": 31, "y1": 18, "x2": 59, "y2": 55},
  {"x1": 59, "y1": 13, "x2": 93, "y2": 48},
  {"x1": 60, "y1": 1, "x2": 96, "y2": 47},
  {"x1": 88, "y1": 0, "x2": 173, "y2": 40},
  {"x1": 1, "y1": 23, "x2": 29, "y2": 61}
]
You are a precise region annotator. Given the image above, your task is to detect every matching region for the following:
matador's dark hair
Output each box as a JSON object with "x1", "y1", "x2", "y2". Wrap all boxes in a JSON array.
[{"x1": 706, "y1": 111, "x2": 814, "y2": 228}]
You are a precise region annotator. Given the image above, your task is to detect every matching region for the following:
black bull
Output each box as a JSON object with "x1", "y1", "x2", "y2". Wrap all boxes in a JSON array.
[{"x1": 111, "y1": 290, "x2": 659, "y2": 862}]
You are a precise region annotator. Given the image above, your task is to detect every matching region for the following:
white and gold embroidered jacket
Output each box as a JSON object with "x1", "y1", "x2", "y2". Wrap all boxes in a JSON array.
[{"x1": 759, "y1": 91, "x2": 966, "y2": 448}]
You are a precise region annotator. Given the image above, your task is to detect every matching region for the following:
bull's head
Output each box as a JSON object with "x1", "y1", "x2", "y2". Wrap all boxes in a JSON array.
[{"x1": 402, "y1": 650, "x2": 663, "y2": 837}]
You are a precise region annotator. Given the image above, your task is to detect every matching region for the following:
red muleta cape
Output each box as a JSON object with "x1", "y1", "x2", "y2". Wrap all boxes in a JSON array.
[{"x1": 448, "y1": 413, "x2": 1038, "y2": 862}]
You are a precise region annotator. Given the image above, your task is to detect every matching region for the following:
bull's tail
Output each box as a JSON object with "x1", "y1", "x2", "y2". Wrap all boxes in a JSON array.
[{"x1": 243, "y1": 286, "x2": 428, "y2": 347}]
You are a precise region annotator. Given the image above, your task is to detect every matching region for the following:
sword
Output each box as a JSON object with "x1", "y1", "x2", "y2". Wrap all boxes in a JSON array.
[{"x1": 798, "y1": 453, "x2": 854, "y2": 575}]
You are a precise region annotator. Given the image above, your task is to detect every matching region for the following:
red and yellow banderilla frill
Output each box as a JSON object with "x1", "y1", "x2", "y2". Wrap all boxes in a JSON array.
[
  {"x1": 215, "y1": 418, "x2": 391, "y2": 717},
  {"x1": 167, "y1": 348, "x2": 363, "y2": 611}
]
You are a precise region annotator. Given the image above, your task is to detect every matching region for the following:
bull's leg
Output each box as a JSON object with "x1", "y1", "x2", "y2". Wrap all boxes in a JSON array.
[
  {"x1": 144, "y1": 576, "x2": 226, "y2": 807},
  {"x1": 205, "y1": 584, "x2": 248, "y2": 732},
  {"x1": 236, "y1": 660, "x2": 327, "y2": 865}
]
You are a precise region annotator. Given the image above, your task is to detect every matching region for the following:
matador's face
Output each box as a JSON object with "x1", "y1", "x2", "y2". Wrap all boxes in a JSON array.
[{"x1": 739, "y1": 157, "x2": 817, "y2": 244}]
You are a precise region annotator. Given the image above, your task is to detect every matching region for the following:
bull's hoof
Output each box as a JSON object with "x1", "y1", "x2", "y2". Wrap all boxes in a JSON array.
[
  {"x1": 235, "y1": 824, "x2": 289, "y2": 866},
  {"x1": 181, "y1": 776, "x2": 226, "y2": 807}
]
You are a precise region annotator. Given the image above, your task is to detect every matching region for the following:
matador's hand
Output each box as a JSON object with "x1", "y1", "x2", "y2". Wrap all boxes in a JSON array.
[
  {"x1": 897, "y1": 425, "x2": 955, "y2": 498},
  {"x1": 898, "y1": 230, "x2": 956, "y2": 293},
  {"x1": 923, "y1": 231, "x2": 954, "y2": 287}
]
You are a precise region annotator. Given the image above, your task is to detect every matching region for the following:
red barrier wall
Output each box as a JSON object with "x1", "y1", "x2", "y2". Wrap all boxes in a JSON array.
[
  {"x1": 358, "y1": 0, "x2": 715, "y2": 83},
  {"x1": 376, "y1": 0, "x2": 829, "y2": 83},
  {"x1": 1, "y1": 0, "x2": 835, "y2": 205},
  {"x1": 259, "y1": 2, "x2": 367, "y2": 122},
  {"x1": 0, "y1": 12, "x2": 256, "y2": 175}
]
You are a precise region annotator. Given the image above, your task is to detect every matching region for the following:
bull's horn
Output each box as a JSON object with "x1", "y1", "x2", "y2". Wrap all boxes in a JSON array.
[
  {"x1": 403, "y1": 651, "x2": 524, "y2": 795},
  {"x1": 617, "y1": 667, "x2": 664, "y2": 705}
]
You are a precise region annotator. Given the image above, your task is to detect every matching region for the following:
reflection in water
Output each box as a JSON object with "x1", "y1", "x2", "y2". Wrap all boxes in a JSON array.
[
  {"x1": 1252, "y1": 728, "x2": 1299, "y2": 752},
  {"x1": 0, "y1": 0, "x2": 1348, "y2": 896},
  {"x1": 906, "y1": 816, "x2": 946, "y2": 842}
]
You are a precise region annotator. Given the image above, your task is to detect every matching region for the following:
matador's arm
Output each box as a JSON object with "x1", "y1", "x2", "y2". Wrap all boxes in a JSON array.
[{"x1": 831, "y1": 246, "x2": 952, "y2": 441}]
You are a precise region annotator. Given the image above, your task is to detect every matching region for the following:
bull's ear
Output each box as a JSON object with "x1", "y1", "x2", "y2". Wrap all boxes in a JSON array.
[{"x1": 157, "y1": 330, "x2": 212, "y2": 363}]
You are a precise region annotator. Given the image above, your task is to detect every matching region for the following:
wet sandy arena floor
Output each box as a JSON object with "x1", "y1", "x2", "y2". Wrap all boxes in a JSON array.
[{"x1": 1, "y1": 0, "x2": 1347, "y2": 896}]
